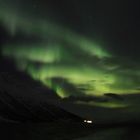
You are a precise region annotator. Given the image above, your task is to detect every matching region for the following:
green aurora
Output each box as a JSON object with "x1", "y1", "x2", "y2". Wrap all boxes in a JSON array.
[{"x1": 1, "y1": 2, "x2": 140, "y2": 98}]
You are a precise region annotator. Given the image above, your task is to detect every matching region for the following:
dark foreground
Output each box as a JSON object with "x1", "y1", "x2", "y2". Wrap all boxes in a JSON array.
[{"x1": 0, "y1": 122, "x2": 140, "y2": 140}]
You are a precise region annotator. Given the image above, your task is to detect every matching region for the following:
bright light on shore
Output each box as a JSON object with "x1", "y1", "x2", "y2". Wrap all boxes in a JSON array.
[{"x1": 84, "y1": 120, "x2": 93, "y2": 124}]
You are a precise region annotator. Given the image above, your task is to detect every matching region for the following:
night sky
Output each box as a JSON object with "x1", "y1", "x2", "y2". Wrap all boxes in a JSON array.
[{"x1": 0, "y1": 0, "x2": 140, "y2": 119}]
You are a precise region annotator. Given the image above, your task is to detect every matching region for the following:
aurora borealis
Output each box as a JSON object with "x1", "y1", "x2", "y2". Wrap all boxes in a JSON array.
[
  {"x1": 1, "y1": 0, "x2": 140, "y2": 99},
  {"x1": 1, "y1": 1, "x2": 140, "y2": 140}
]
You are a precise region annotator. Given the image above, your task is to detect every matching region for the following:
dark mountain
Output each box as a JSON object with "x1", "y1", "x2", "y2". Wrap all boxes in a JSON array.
[
  {"x1": 0, "y1": 89, "x2": 83, "y2": 123},
  {"x1": 0, "y1": 59, "x2": 83, "y2": 123}
]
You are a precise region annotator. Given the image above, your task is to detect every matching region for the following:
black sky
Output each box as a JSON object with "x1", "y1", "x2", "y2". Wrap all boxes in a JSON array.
[{"x1": 38, "y1": 0, "x2": 140, "y2": 58}]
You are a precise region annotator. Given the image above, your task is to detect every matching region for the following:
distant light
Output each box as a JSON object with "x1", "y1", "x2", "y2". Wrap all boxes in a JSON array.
[
  {"x1": 84, "y1": 120, "x2": 93, "y2": 124},
  {"x1": 87, "y1": 120, "x2": 92, "y2": 123}
]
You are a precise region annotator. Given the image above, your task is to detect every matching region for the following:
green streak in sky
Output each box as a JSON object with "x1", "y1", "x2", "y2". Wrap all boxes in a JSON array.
[{"x1": 1, "y1": 5, "x2": 140, "y2": 98}]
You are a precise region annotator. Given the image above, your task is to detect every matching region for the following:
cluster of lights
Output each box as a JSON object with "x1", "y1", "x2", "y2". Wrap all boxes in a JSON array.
[{"x1": 84, "y1": 120, "x2": 93, "y2": 124}]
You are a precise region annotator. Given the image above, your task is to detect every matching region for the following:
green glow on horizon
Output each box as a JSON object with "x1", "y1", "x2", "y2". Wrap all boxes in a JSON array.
[{"x1": 76, "y1": 100, "x2": 128, "y2": 108}]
